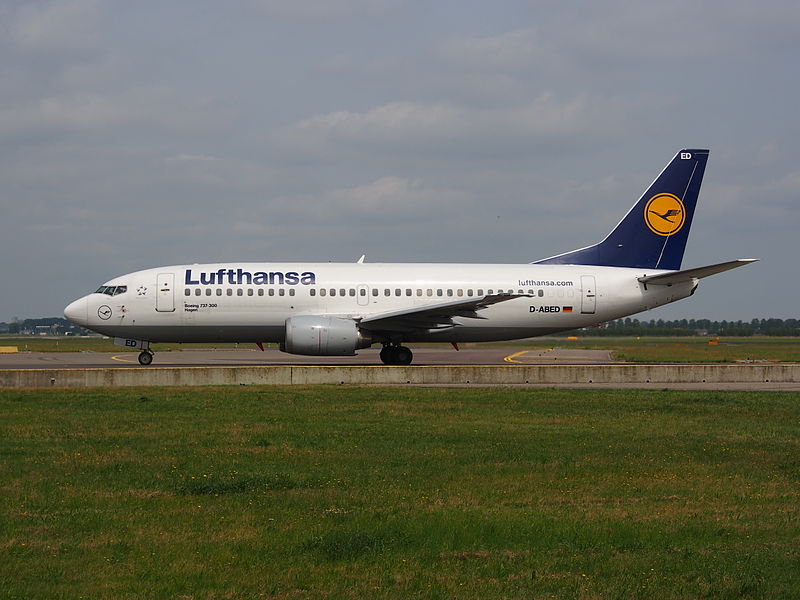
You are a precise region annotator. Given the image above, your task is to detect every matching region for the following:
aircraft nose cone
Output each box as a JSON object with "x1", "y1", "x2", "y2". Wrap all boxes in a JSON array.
[{"x1": 64, "y1": 297, "x2": 88, "y2": 327}]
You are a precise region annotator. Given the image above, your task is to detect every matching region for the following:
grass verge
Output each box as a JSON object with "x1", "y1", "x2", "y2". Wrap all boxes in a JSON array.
[{"x1": 1, "y1": 386, "x2": 798, "y2": 598}]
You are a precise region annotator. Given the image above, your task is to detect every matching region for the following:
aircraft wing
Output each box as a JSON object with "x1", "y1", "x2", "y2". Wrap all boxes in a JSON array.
[
  {"x1": 358, "y1": 294, "x2": 529, "y2": 333},
  {"x1": 637, "y1": 259, "x2": 758, "y2": 285}
]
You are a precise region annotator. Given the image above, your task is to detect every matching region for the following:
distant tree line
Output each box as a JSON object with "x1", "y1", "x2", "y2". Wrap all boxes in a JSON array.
[
  {"x1": 0, "y1": 317, "x2": 90, "y2": 335},
  {"x1": 572, "y1": 318, "x2": 800, "y2": 337}
]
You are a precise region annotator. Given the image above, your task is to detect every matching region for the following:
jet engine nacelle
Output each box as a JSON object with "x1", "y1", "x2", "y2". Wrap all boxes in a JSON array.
[{"x1": 282, "y1": 315, "x2": 372, "y2": 356}]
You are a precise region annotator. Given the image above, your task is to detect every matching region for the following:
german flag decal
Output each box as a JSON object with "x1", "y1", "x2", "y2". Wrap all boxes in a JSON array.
[{"x1": 563, "y1": 306, "x2": 573, "y2": 313}]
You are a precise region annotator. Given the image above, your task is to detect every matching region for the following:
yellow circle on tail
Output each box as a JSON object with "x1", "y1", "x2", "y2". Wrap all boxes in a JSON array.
[{"x1": 644, "y1": 193, "x2": 685, "y2": 236}]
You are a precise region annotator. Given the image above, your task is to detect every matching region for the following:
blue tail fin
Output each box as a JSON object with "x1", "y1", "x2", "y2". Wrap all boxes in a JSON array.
[{"x1": 534, "y1": 149, "x2": 709, "y2": 270}]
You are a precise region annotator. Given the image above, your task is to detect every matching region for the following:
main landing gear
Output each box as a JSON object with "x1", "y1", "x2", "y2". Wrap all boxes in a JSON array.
[
  {"x1": 138, "y1": 350, "x2": 154, "y2": 366},
  {"x1": 380, "y1": 344, "x2": 413, "y2": 365}
]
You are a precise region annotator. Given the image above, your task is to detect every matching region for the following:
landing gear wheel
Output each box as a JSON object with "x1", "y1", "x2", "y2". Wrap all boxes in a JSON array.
[
  {"x1": 138, "y1": 351, "x2": 153, "y2": 366},
  {"x1": 395, "y1": 346, "x2": 413, "y2": 365},
  {"x1": 379, "y1": 345, "x2": 413, "y2": 365}
]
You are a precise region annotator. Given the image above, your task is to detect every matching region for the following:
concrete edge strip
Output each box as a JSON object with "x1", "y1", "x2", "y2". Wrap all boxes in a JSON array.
[{"x1": 1, "y1": 364, "x2": 798, "y2": 388}]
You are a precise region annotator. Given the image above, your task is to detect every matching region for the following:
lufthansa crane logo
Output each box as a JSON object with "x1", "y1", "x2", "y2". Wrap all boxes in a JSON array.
[{"x1": 644, "y1": 193, "x2": 685, "y2": 236}]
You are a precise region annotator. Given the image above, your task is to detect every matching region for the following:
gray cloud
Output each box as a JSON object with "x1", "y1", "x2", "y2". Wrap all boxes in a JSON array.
[
  {"x1": 4, "y1": 0, "x2": 105, "y2": 54},
  {"x1": 244, "y1": 0, "x2": 402, "y2": 19}
]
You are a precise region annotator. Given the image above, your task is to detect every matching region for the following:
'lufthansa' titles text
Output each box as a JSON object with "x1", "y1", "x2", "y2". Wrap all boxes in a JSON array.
[{"x1": 184, "y1": 268, "x2": 316, "y2": 286}]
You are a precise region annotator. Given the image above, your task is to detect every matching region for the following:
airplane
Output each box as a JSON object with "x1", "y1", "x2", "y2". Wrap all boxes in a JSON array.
[{"x1": 64, "y1": 149, "x2": 757, "y2": 366}]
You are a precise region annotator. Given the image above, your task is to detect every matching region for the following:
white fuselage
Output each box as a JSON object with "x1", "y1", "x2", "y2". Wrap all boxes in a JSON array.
[{"x1": 64, "y1": 262, "x2": 696, "y2": 344}]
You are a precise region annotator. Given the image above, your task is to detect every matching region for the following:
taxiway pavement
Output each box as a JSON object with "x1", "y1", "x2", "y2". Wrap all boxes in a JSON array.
[{"x1": 0, "y1": 346, "x2": 614, "y2": 369}]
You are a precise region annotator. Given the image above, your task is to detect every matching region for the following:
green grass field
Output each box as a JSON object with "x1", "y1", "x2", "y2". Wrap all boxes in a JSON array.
[
  {"x1": 0, "y1": 336, "x2": 243, "y2": 353},
  {"x1": 554, "y1": 336, "x2": 800, "y2": 363},
  {"x1": 2, "y1": 387, "x2": 798, "y2": 599}
]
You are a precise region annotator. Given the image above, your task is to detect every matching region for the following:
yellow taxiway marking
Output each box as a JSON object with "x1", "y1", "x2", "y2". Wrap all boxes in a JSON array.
[
  {"x1": 110, "y1": 354, "x2": 138, "y2": 364},
  {"x1": 503, "y1": 349, "x2": 554, "y2": 364}
]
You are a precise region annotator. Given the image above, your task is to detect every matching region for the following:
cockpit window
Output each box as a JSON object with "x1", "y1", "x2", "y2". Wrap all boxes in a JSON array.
[{"x1": 95, "y1": 285, "x2": 126, "y2": 296}]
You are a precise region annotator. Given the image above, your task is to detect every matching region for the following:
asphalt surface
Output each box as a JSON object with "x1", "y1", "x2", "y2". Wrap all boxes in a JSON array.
[{"x1": 0, "y1": 346, "x2": 614, "y2": 369}]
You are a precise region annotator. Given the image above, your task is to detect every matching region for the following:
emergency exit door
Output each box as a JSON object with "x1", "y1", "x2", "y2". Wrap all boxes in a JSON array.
[
  {"x1": 580, "y1": 275, "x2": 596, "y2": 314},
  {"x1": 156, "y1": 273, "x2": 175, "y2": 312}
]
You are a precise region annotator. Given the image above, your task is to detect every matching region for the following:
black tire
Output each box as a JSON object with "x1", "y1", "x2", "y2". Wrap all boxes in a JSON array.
[
  {"x1": 379, "y1": 346, "x2": 394, "y2": 365},
  {"x1": 138, "y1": 351, "x2": 153, "y2": 366},
  {"x1": 395, "y1": 346, "x2": 413, "y2": 365}
]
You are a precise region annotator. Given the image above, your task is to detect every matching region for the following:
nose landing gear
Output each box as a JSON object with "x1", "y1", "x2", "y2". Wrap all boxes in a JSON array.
[
  {"x1": 379, "y1": 344, "x2": 413, "y2": 365},
  {"x1": 138, "y1": 351, "x2": 154, "y2": 366}
]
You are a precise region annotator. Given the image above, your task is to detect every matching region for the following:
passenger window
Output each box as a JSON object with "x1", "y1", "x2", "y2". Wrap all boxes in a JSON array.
[
  {"x1": 247, "y1": 289, "x2": 253, "y2": 296},
  {"x1": 310, "y1": 289, "x2": 316, "y2": 297},
  {"x1": 330, "y1": 289, "x2": 336, "y2": 297},
  {"x1": 447, "y1": 289, "x2": 453, "y2": 297},
  {"x1": 538, "y1": 289, "x2": 544, "y2": 297},
  {"x1": 195, "y1": 289, "x2": 201, "y2": 296},
  {"x1": 427, "y1": 289, "x2": 433, "y2": 297},
  {"x1": 289, "y1": 289, "x2": 295, "y2": 296},
  {"x1": 237, "y1": 289, "x2": 243, "y2": 296},
  {"x1": 416, "y1": 289, "x2": 422, "y2": 296},
  {"x1": 467, "y1": 289, "x2": 473, "y2": 297},
  {"x1": 437, "y1": 289, "x2": 443, "y2": 296},
  {"x1": 478, "y1": 289, "x2": 483, "y2": 296},
  {"x1": 487, "y1": 289, "x2": 493, "y2": 295},
  {"x1": 258, "y1": 289, "x2": 264, "y2": 296},
  {"x1": 340, "y1": 288, "x2": 346, "y2": 296},
  {"x1": 217, "y1": 289, "x2": 222, "y2": 296},
  {"x1": 360, "y1": 288, "x2": 366, "y2": 296},
  {"x1": 349, "y1": 289, "x2": 356, "y2": 297},
  {"x1": 405, "y1": 289, "x2": 412, "y2": 296},
  {"x1": 185, "y1": 289, "x2": 190, "y2": 296},
  {"x1": 279, "y1": 289, "x2": 285, "y2": 297},
  {"x1": 269, "y1": 289, "x2": 275, "y2": 297},
  {"x1": 384, "y1": 289, "x2": 390, "y2": 296},
  {"x1": 457, "y1": 289, "x2": 463, "y2": 297},
  {"x1": 372, "y1": 288, "x2": 378, "y2": 297},
  {"x1": 227, "y1": 289, "x2": 233, "y2": 296},
  {"x1": 320, "y1": 289, "x2": 326, "y2": 297},
  {"x1": 395, "y1": 289, "x2": 401, "y2": 296},
  {"x1": 206, "y1": 289, "x2": 212, "y2": 296}
]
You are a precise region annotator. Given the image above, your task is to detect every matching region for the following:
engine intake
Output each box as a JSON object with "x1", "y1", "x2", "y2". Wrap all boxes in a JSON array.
[{"x1": 282, "y1": 315, "x2": 372, "y2": 356}]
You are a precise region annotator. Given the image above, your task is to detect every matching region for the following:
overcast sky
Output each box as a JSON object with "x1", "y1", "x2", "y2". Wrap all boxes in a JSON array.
[{"x1": 1, "y1": 0, "x2": 798, "y2": 321}]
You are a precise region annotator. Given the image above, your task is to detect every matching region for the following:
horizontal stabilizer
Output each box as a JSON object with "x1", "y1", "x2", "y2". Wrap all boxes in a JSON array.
[{"x1": 637, "y1": 259, "x2": 758, "y2": 285}]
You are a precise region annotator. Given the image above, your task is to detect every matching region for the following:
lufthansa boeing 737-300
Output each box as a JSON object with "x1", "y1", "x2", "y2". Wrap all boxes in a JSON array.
[{"x1": 64, "y1": 149, "x2": 757, "y2": 365}]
